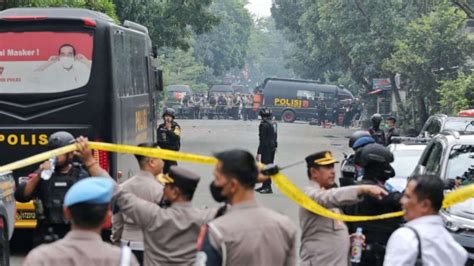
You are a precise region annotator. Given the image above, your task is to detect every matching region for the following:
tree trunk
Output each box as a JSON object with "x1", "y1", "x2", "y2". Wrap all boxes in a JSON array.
[{"x1": 417, "y1": 96, "x2": 429, "y2": 129}]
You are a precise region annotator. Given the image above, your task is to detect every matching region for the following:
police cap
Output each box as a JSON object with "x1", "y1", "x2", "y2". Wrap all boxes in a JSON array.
[
  {"x1": 159, "y1": 166, "x2": 200, "y2": 193},
  {"x1": 305, "y1": 151, "x2": 339, "y2": 167},
  {"x1": 64, "y1": 177, "x2": 113, "y2": 207}
]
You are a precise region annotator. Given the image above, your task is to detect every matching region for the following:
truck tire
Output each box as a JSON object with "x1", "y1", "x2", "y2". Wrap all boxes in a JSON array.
[{"x1": 282, "y1": 110, "x2": 296, "y2": 123}]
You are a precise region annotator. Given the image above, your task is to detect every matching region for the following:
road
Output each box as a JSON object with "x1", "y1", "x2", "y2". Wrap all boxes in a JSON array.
[{"x1": 10, "y1": 119, "x2": 354, "y2": 265}]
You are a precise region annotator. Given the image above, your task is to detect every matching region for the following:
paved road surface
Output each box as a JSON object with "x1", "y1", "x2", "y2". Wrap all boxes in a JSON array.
[{"x1": 10, "y1": 119, "x2": 355, "y2": 265}]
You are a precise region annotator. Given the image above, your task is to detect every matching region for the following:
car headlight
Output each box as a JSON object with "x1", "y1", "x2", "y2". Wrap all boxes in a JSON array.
[{"x1": 440, "y1": 210, "x2": 474, "y2": 232}]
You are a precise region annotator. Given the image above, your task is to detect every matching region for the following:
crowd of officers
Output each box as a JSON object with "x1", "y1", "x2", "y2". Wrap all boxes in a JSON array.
[
  {"x1": 173, "y1": 93, "x2": 257, "y2": 120},
  {"x1": 14, "y1": 108, "x2": 468, "y2": 266}
]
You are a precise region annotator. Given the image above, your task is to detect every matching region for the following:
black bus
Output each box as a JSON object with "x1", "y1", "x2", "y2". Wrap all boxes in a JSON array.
[
  {"x1": 0, "y1": 8, "x2": 162, "y2": 232},
  {"x1": 256, "y1": 78, "x2": 353, "y2": 122}
]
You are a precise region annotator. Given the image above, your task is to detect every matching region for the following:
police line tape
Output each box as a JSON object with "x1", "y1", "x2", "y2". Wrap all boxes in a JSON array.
[{"x1": 0, "y1": 141, "x2": 472, "y2": 222}]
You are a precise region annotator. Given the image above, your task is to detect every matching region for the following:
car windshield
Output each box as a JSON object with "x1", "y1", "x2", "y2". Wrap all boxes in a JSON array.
[
  {"x1": 444, "y1": 119, "x2": 474, "y2": 132},
  {"x1": 391, "y1": 148, "x2": 425, "y2": 178},
  {"x1": 446, "y1": 145, "x2": 474, "y2": 184}
]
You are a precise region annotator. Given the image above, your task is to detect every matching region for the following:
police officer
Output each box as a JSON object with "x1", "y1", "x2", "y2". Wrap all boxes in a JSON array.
[
  {"x1": 23, "y1": 177, "x2": 139, "y2": 266},
  {"x1": 157, "y1": 108, "x2": 181, "y2": 174},
  {"x1": 299, "y1": 151, "x2": 387, "y2": 265},
  {"x1": 385, "y1": 116, "x2": 400, "y2": 146},
  {"x1": 255, "y1": 108, "x2": 277, "y2": 194},
  {"x1": 344, "y1": 143, "x2": 403, "y2": 266},
  {"x1": 368, "y1": 113, "x2": 386, "y2": 145},
  {"x1": 197, "y1": 150, "x2": 297, "y2": 265},
  {"x1": 15, "y1": 133, "x2": 107, "y2": 247},
  {"x1": 111, "y1": 142, "x2": 164, "y2": 265},
  {"x1": 113, "y1": 166, "x2": 217, "y2": 265},
  {"x1": 340, "y1": 131, "x2": 374, "y2": 187}
]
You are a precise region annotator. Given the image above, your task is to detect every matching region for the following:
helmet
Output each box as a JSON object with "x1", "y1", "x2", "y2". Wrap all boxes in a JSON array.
[
  {"x1": 162, "y1": 108, "x2": 175, "y2": 119},
  {"x1": 371, "y1": 113, "x2": 383, "y2": 125},
  {"x1": 352, "y1": 136, "x2": 375, "y2": 150},
  {"x1": 355, "y1": 143, "x2": 394, "y2": 167},
  {"x1": 48, "y1": 131, "x2": 75, "y2": 149},
  {"x1": 259, "y1": 108, "x2": 272, "y2": 118},
  {"x1": 349, "y1": 130, "x2": 371, "y2": 148}
]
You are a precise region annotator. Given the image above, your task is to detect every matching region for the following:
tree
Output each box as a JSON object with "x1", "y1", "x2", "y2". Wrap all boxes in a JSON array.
[
  {"x1": 194, "y1": 0, "x2": 253, "y2": 76},
  {"x1": 158, "y1": 47, "x2": 209, "y2": 93},
  {"x1": 438, "y1": 71, "x2": 474, "y2": 115},
  {"x1": 244, "y1": 17, "x2": 296, "y2": 86},
  {"x1": 3, "y1": 0, "x2": 118, "y2": 21},
  {"x1": 113, "y1": 0, "x2": 219, "y2": 50},
  {"x1": 384, "y1": 4, "x2": 474, "y2": 123}
]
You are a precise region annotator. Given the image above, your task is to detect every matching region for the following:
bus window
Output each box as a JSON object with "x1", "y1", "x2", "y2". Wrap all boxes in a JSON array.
[
  {"x1": 296, "y1": 90, "x2": 315, "y2": 100},
  {"x1": 318, "y1": 92, "x2": 335, "y2": 100},
  {"x1": 0, "y1": 31, "x2": 93, "y2": 93}
]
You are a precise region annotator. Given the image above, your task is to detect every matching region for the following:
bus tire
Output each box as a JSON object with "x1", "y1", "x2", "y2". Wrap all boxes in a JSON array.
[{"x1": 282, "y1": 110, "x2": 296, "y2": 123}]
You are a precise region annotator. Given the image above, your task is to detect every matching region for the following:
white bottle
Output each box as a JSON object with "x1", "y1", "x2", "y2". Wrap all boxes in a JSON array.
[
  {"x1": 350, "y1": 227, "x2": 364, "y2": 263},
  {"x1": 41, "y1": 157, "x2": 56, "y2": 180}
]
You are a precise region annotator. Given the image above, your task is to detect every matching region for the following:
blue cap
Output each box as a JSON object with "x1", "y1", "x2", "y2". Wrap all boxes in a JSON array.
[
  {"x1": 64, "y1": 178, "x2": 113, "y2": 207},
  {"x1": 353, "y1": 136, "x2": 375, "y2": 150}
]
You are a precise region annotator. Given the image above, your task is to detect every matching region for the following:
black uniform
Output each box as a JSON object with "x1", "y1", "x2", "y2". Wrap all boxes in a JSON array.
[
  {"x1": 369, "y1": 127, "x2": 386, "y2": 145},
  {"x1": 344, "y1": 178, "x2": 403, "y2": 266},
  {"x1": 257, "y1": 119, "x2": 277, "y2": 189},
  {"x1": 15, "y1": 163, "x2": 89, "y2": 247},
  {"x1": 157, "y1": 121, "x2": 181, "y2": 173}
]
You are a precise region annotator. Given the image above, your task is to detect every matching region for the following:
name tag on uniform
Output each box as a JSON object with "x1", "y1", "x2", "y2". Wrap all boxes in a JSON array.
[{"x1": 54, "y1": 182, "x2": 67, "y2": 187}]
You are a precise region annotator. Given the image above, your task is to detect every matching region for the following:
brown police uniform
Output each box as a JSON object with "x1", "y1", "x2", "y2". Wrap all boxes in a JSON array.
[
  {"x1": 23, "y1": 231, "x2": 138, "y2": 266},
  {"x1": 205, "y1": 199, "x2": 297, "y2": 266},
  {"x1": 113, "y1": 166, "x2": 217, "y2": 266},
  {"x1": 299, "y1": 151, "x2": 361, "y2": 266},
  {"x1": 111, "y1": 170, "x2": 164, "y2": 262}
]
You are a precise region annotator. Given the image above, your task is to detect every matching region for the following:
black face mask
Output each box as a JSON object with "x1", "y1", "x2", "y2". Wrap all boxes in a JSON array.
[
  {"x1": 210, "y1": 181, "x2": 227, "y2": 203},
  {"x1": 158, "y1": 195, "x2": 172, "y2": 208}
]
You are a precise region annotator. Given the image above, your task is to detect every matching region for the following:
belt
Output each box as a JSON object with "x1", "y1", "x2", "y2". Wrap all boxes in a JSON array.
[{"x1": 121, "y1": 240, "x2": 144, "y2": 251}]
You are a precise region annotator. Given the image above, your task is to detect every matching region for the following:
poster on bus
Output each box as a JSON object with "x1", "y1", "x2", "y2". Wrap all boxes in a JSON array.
[{"x1": 0, "y1": 31, "x2": 93, "y2": 93}]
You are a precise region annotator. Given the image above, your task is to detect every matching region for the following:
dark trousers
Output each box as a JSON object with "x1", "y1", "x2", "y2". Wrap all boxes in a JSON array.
[
  {"x1": 261, "y1": 149, "x2": 275, "y2": 188},
  {"x1": 132, "y1": 250, "x2": 144, "y2": 265},
  {"x1": 163, "y1": 160, "x2": 177, "y2": 174}
]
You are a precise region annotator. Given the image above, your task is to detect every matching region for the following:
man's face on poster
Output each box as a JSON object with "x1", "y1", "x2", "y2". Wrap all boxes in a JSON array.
[{"x1": 59, "y1": 46, "x2": 75, "y2": 69}]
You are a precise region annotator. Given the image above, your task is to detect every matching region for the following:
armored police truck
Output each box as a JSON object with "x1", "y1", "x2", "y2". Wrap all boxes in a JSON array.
[
  {"x1": 0, "y1": 8, "x2": 162, "y2": 243},
  {"x1": 256, "y1": 78, "x2": 354, "y2": 122}
]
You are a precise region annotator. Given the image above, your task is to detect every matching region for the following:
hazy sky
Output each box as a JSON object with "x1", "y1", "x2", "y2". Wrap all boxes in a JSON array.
[{"x1": 245, "y1": 0, "x2": 272, "y2": 18}]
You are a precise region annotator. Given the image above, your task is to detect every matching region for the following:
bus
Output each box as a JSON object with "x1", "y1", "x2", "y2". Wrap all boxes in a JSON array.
[
  {"x1": 0, "y1": 8, "x2": 162, "y2": 239},
  {"x1": 255, "y1": 78, "x2": 354, "y2": 122}
]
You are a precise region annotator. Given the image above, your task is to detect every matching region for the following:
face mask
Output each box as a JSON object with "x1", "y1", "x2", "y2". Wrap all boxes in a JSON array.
[
  {"x1": 60, "y1": 56, "x2": 74, "y2": 69},
  {"x1": 210, "y1": 181, "x2": 227, "y2": 203},
  {"x1": 158, "y1": 195, "x2": 172, "y2": 208}
]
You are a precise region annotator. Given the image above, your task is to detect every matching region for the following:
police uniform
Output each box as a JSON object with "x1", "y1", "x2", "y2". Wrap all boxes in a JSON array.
[
  {"x1": 23, "y1": 178, "x2": 139, "y2": 266},
  {"x1": 15, "y1": 163, "x2": 89, "y2": 247},
  {"x1": 196, "y1": 199, "x2": 297, "y2": 266},
  {"x1": 113, "y1": 166, "x2": 217, "y2": 266},
  {"x1": 157, "y1": 120, "x2": 181, "y2": 174},
  {"x1": 257, "y1": 111, "x2": 277, "y2": 191},
  {"x1": 299, "y1": 151, "x2": 362, "y2": 266},
  {"x1": 111, "y1": 170, "x2": 164, "y2": 264}
]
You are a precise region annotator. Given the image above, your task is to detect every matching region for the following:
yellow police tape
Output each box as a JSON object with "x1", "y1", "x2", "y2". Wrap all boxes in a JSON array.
[{"x1": 0, "y1": 142, "x2": 472, "y2": 222}]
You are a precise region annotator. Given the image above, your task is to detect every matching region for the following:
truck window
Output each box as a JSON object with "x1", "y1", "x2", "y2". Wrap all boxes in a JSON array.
[
  {"x1": 425, "y1": 141, "x2": 444, "y2": 175},
  {"x1": 0, "y1": 31, "x2": 93, "y2": 93},
  {"x1": 296, "y1": 90, "x2": 315, "y2": 100}
]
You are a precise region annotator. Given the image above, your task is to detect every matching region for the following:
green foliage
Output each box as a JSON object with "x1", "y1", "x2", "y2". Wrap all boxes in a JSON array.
[
  {"x1": 384, "y1": 4, "x2": 474, "y2": 120},
  {"x1": 438, "y1": 71, "x2": 474, "y2": 114},
  {"x1": 113, "y1": 0, "x2": 219, "y2": 50},
  {"x1": 194, "y1": 0, "x2": 253, "y2": 76},
  {"x1": 244, "y1": 17, "x2": 296, "y2": 86},
  {"x1": 158, "y1": 47, "x2": 209, "y2": 93},
  {"x1": 6, "y1": 0, "x2": 119, "y2": 21}
]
